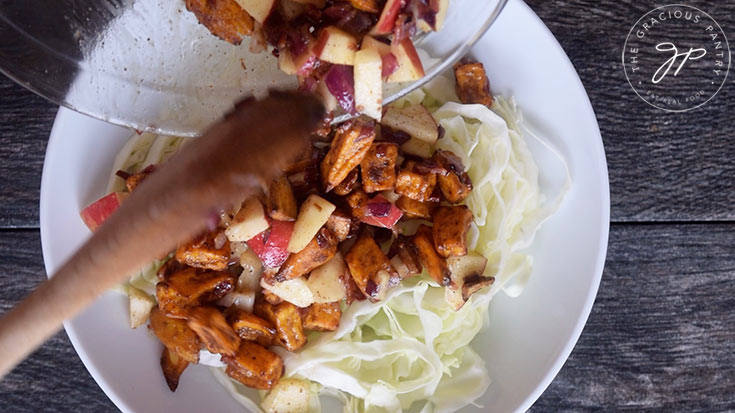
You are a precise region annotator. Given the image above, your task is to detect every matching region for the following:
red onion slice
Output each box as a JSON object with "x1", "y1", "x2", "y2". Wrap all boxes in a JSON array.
[{"x1": 325, "y1": 64, "x2": 356, "y2": 113}]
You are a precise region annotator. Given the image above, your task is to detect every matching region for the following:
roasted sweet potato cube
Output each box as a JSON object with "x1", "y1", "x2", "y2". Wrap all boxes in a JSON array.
[
  {"x1": 454, "y1": 60, "x2": 493, "y2": 107},
  {"x1": 333, "y1": 168, "x2": 360, "y2": 196},
  {"x1": 175, "y1": 231, "x2": 231, "y2": 271},
  {"x1": 255, "y1": 300, "x2": 307, "y2": 351},
  {"x1": 434, "y1": 150, "x2": 473, "y2": 204},
  {"x1": 349, "y1": 0, "x2": 380, "y2": 12},
  {"x1": 395, "y1": 162, "x2": 437, "y2": 202},
  {"x1": 161, "y1": 347, "x2": 189, "y2": 392},
  {"x1": 156, "y1": 268, "x2": 235, "y2": 316},
  {"x1": 345, "y1": 232, "x2": 396, "y2": 302},
  {"x1": 186, "y1": 306, "x2": 240, "y2": 357},
  {"x1": 157, "y1": 259, "x2": 186, "y2": 281},
  {"x1": 301, "y1": 302, "x2": 342, "y2": 331},
  {"x1": 119, "y1": 164, "x2": 156, "y2": 193},
  {"x1": 346, "y1": 189, "x2": 369, "y2": 220},
  {"x1": 396, "y1": 196, "x2": 433, "y2": 219},
  {"x1": 321, "y1": 119, "x2": 375, "y2": 191},
  {"x1": 224, "y1": 341, "x2": 284, "y2": 390},
  {"x1": 184, "y1": 0, "x2": 255, "y2": 45},
  {"x1": 413, "y1": 225, "x2": 451, "y2": 286},
  {"x1": 270, "y1": 228, "x2": 338, "y2": 283},
  {"x1": 227, "y1": 309, "x2": 276, "y2": 347},
  {"x1": 149, "y1": 307, "x2": 200, "y2": 364},
  {"x1": 432, "y1": 206, "x2": 473, "y2": 257},
  {"x1": 462, "y1": 275, "x2": 495, "y2": 301},
  {"x1": 360, "y1": 143, "x2": 398, "y2": 193},
  {"x1": 267, "y1": 176, "x2": 298, "y2": 221},
  {"x1": 325, "y1": 210, "x2": 353, "y2": 242}
]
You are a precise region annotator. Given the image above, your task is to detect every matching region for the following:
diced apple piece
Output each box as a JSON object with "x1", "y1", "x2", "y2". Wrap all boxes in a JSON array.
[
  {"x1": 128, "y1": 286, "x2": 156, "y2": 329},
  {"x1": 316, "y1": 80, "x2": 339, "y2": 112},
  {"x1": 260, "y1": 277, "x2": 314, "y2": 308},
  {"x1": 354, "y1": 48, "x2": 383, "y2": 120},
  {"x1": 400, "y1": 137, "x2": 433, "y2": 159},
  {"x1": 382, "y1": 104, "x2": 439, "y2": 144},
  {"x1": 234, "y1": 0, "x2": 276, "y2": 23},
  {"x1": 387, "y1": 37, "x2": 425, "y2": 83},
  {"x1": 262, "y1": 378, "x2": 313, "y2": 413},
  {"x1": 246, "y1": 219, "x2": 294, "y2": 268},
  {"x1": 412, "y1": 0, "x2": 449, "y2": 32},
  {"x1": 307, "y1": 253, "x2": 348, "y2": 303},
  {"x1": 360, "y1": 194, "x2": 403, "y2": 229},
  {"x1": 80, "y1": 192, "x2": 128, "y2": 231},
  {"x1": 225, "y1": 198, "x2": 270, "y2": 242},
  {"x1": 370, "y1": 0, "x2": 403, "y2": 35},
  {"x1": 361, "y1": 36, "x2": 399, "y2": 80},
  {"x1": 288, "y1": 195, "x2": 336, "y2": 253},
  {"x1": 314, "y1": 26, "x2": 358, "y2": 65},
  {"x1": 445, "y1": 252, "x2": 489, "y2": 310},
  {"x1": 278, "y1": 49, "x2": 298, "y2": 75}
]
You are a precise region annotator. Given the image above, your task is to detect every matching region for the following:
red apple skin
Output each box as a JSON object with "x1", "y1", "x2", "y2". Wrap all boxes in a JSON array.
[
  {"x1": 80, "y1": 192, "x2": 128, "y2": 231},
  {"x1": 381, "y1": 52, "x2": 399, "y2": 78},
  {"x1": 370, "y1": 0, "x2": 404, "y2": 35},
  {"x1": 360, "y1": 194, "x2": 403, "y2": 229},
  {"x1": 246, "y1": 219, "x2": 295, "y2": 268}
]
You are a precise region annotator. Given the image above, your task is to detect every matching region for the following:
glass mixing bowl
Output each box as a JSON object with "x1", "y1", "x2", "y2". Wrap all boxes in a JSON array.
[{"x1": 0, "y1": 0, "x2": 507, "y2": 136}]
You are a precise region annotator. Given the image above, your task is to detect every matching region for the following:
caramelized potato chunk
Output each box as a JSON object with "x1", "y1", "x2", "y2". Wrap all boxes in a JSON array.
[
  {"x1": 434, "y1": 150, "x2": 473, "y2": 204},
  {"x1": 432, "y1": 206, "x2": 473, "y2": 257},
  {"x1": 186, "y1": 306, "x2": 240, "y2": 357},
  {"x1": 161, "y1": 347, "x2": 189, "y2": 392},
  {"x1": 462, "y1": 275, "x2": 495, "y2": 301},
  {"x1": 345, "y1": 231, "x2": 397, "y2": 302},
  {"x1": 119, "y1": 164, "x2": 156, "y2": 193},
  {"x1": 156, "y1": 268, "x2": 235, "y2": 317},
  {"x1": 413, "y1": 225, "x2": 451, "y2": 286},
  {"x1": 301, "y1": 302, "x2": 342, "y2": 331},
  {"x1": 149, "y1": 307, "x2": 200, "y2": 364},
  {"x1": 255, "y1": 300, "x2": 307, "y2": 351},
  {"x1": 185, "y1": 0, "x2": 255, "y2": 45},
  {"x1": 271, "y1": 228, "x2": 338, "y2": 283},
  {"x1": 360, "y1": 143, "x2": 398, "y2": 193},
  {"x1": 349, "y1": 0, "x2": 381, "y2": 13},
  {"x1": 345, "y1": 188, "x2": 369, "y2": 220},
  {"x1": 228, "y1": 309, "x2": 276, "y2": 347},
  {"x1": 325, "y1": 210, "x2": 353, "y2": 242},
  {"x1": 175, "y1": 231, "x2": 231, "y2": 271},
  {"x1": 321, "y1": 119, "x2": 375, "y2": 191},
  {"x1": 395, "y1": 161, "x2": 437, "y2": 202},
  {"x1": 396, "y1": 196, "x2": 433, "y2": 219},
  {"x1": 333, "y1": 168, "x2": 360, "y2": 196},
  {"x1": 224, "y1": 341, "x2": 284, "y2": 390},
  {"x1": 266, "y1": 175, "x2": 298, "y2": 221},
  {"x1": 454, "y1": 60, "x2": 493, "y2": 107}
]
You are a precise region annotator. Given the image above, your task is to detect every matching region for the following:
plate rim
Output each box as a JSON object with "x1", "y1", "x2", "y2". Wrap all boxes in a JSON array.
[{"x1": 38, "y1": 1, "x2": 610, "y2": 411}]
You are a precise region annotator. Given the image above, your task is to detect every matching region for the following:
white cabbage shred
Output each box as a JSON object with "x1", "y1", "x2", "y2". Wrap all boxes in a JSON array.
[{"x1": 107, "y1": 73, "x2": 569, "y2": 412}]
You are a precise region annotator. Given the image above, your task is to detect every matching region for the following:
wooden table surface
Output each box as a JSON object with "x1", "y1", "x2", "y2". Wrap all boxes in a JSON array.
[{"x1": 1, "y1": 0, "x2": 734, "y2": 411}]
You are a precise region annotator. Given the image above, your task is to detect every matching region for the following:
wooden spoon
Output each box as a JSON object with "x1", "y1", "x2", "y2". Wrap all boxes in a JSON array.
[{"x1": 0, "y1": 91, "x2": 324, "y2": 377}]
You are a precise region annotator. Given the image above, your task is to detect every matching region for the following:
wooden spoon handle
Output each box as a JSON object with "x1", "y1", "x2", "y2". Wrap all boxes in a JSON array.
[{"x1": 0, "y1": 92, "x2": 323, "y2": 377}]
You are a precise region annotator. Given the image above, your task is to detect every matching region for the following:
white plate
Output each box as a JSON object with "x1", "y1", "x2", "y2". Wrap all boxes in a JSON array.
[{"x1": 39, "y1": 1, "x2": 609, "y2": 411}]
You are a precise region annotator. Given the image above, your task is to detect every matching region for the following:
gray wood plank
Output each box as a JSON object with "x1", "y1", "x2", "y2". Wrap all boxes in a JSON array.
[
  {"x1": 525, "y1": 0, "x2": 735, "y2": 222},
  {"x1": 0, "y1": 230, "x2": 115, "y2": 412},
  {"x1": 534, "y1": 223, "x2": 735, "y2": 411},
  {"x1": 0, "y1": 76, "x2": 55, "y2": 229}
]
